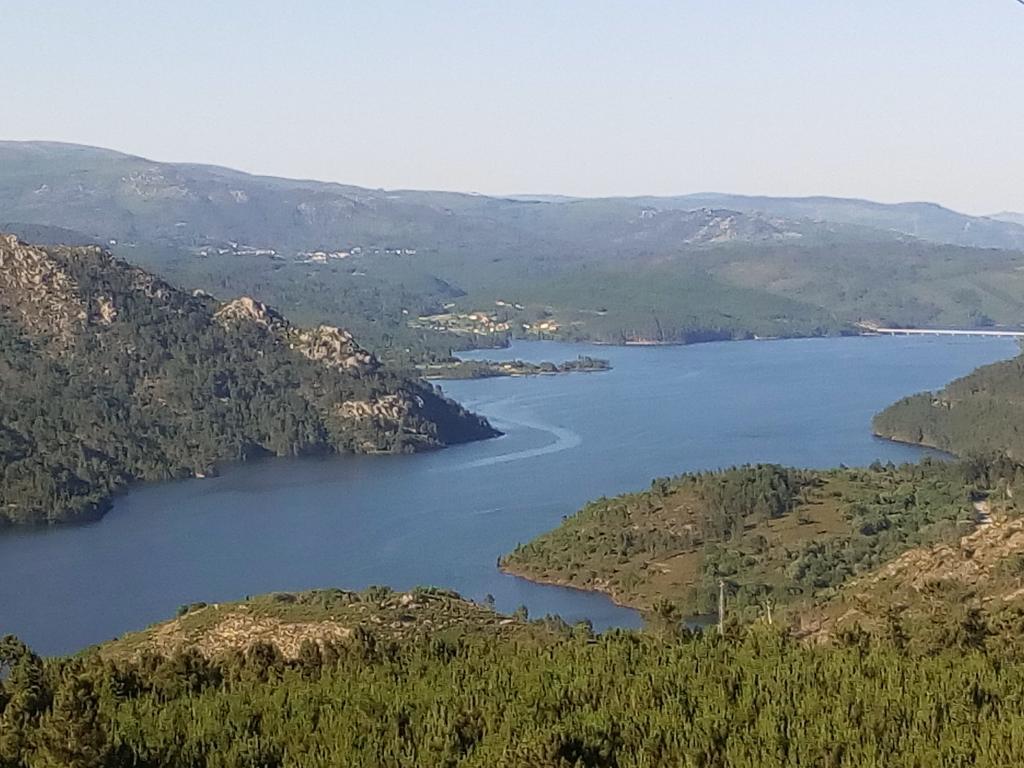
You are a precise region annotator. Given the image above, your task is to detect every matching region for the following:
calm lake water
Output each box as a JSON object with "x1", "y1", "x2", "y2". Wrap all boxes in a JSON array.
[{"x1": 0, "y1": 336, "x2": 1017, "y2": 655}]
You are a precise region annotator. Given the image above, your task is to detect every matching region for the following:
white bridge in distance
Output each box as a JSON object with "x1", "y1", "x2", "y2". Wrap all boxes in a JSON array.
[{"x1": 858, "y1": 322, "x2": 1024, "y2": 339}]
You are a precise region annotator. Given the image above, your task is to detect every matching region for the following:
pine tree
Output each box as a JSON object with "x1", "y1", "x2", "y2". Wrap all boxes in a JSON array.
[{"x1": 34, "y1": 667, "x2": 107, "y2": 768}]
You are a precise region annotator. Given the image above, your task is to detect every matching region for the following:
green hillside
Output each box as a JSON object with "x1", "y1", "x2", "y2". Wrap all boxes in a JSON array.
[
  {"x1": 7, "y1": 584, "x2": 1024, "y2": 766},
  {"x1": 874, "y1": 352, "x2": 1024, "y2": 458},
  {"x1": 500, "y1": 460, "x2": 989, "y2": 618}
]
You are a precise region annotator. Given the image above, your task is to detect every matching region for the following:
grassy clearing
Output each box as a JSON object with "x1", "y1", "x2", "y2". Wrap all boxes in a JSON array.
[{"x1": 96, "y1": 587, "x2": 551, "y2": 661}]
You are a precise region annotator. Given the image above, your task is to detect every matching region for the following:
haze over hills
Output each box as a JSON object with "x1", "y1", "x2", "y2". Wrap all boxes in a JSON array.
[
  {"x1": 4, "y1": 140, "x2": 1024, "y2": 352},
  {"x1": 513, "y1": 192, "x2": 1024, "y2": 251},
  {"x1": 640, "y1": 194, "x2": 1024, "y2": 251},
  {"x1": 0, "y1": 141, "x2": 900, "y2": 255},
  {"x1": 4, "y1": 141, "x2": 1024, "y2": 252},
  {"x1": 992, "y1": 212, "x2": 1024, "y2": 228}
]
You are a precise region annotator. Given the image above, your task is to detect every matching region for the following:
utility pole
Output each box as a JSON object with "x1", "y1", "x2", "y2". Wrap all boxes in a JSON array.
[{"x1": 718, "y1": 579, "x2": 725, "y2": 636}]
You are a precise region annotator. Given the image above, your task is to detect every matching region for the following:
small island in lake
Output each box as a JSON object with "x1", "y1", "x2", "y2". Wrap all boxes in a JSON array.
[{"x1": 418, "y1": 355, "x2": 611, "y2": 380}]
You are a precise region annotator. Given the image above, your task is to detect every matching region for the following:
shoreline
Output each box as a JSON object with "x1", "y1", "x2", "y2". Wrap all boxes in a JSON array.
[
  {"x1": 499, "y1": 563, "x2": 716, "y2": 631},
  {"x1": 498, "y1": 562, "x2": 645, "y2": 612},
  {"x1": 870, "y1": 429, "x2": 954, "y2": 456},
  {"x1": 452, "y1": 328, "x2": 840, "y2": 355},
  {"x1": 6, "y1": 344, "x2": 966, "y2": 532},
  {"x1": 459, "y1": 329, "x2": 980, "y2": 356},
  {"x1": 0, "y1": 426, "x2": 504, "y2": 532},
  {"x1": 4, "y1": 334, "x2": 1007, "y2": 656},
  {"x1": 460, "y1": 328, "x2": 1023, "y2": 356},
  {"x1": 420, "y1": 357, "x2": 612, "y2": 380}
]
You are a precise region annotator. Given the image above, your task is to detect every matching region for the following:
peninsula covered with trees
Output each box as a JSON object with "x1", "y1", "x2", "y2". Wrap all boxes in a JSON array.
[
  {"x1": 0, "y1": 235, "x2": 497, "y2": 526},
  {"x1": 500, "y1": 339, "x2": 1024, "y2": 633},
  {"x1": 500, "y1": 458, "x2": 1024, "y2": 626},
  {"x1": 873, "y1": 348, "x2": 1024, "y2": 459}
]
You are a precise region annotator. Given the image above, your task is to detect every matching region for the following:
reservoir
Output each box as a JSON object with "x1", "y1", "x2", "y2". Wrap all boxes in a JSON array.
[{"x1": 0, "y1": 335, "x2": 1016, "y2": 655}]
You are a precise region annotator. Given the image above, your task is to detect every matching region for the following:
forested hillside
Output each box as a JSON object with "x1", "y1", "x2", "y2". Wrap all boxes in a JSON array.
[
  {"x1": 802, "y1": 457, "x2": 1024, "y2": 642},
  {"x1": 0, "y1": 235, "x2": 496, "y2": 526},
  {"x1": 7, "y1": 586, "x2": 1024, "y2": 766},
  {"x1": 501, "y1": 460, "x2": 1008, "y2": 619},
  {"x1": 873, "y1": 351, "x2": 1024, "y2": 458}
]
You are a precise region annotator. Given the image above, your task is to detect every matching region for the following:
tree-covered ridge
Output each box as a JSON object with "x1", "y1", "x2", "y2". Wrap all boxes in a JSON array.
[
  {"x1": 7, "y1": 459, "x2": 1024, "y2": 766},
  {"x1": 873, "y1": 351, "x2": 1024, "y2": 459},
  {"x1": 10, "y1": 600, "x2": 1024, "y2": 766},
  {"x1": 501, "y1": 461, "x2": 1001, "y2": 618},
  {"x1": 0, "y1": 235, "x2": 497, "y2": 526}
]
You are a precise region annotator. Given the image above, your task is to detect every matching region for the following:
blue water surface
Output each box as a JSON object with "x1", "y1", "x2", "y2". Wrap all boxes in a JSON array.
[{"x1": 0, "y1": 336, "x2": 1014, "y2": 654}]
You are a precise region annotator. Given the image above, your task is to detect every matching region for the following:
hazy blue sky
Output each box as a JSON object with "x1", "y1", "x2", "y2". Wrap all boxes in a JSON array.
[{"x1": 4, "y1": 1, "x2": 1023, "y2": 213}]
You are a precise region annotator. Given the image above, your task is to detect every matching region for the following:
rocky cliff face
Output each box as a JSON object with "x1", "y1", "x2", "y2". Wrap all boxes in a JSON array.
[
  {"x1": 215, "y1": 297, "x2": 379, "y2": 374},
  {"x1": 0, "y1": 234, "x2": 88, "y2": 343},
  {"x1": 214, "y1": 296, "x2": 285, "y2": 329},
  {"x1": 292, "y1": 325, "x2": 379, "y2": 373}
]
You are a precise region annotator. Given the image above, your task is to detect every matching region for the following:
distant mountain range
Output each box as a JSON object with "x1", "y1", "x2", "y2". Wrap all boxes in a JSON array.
[
  {"x1": 3, "y1": 141, "x2": 1023, "y2": 253},
  {"x1": 992, "y1": 211, "x2": 1024, "y2": 228},
  {"x1": 2, "y1": 140, "x2": 1024, "y2": 349},
  {"x1": 649, "y1": 194, "x2": 1024, "y2": 251}
]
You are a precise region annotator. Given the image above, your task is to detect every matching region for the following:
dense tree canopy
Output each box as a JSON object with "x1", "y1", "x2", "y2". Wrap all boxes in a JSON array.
[
  {"x1": 874, "y1": 351, "x2": 1024, "y2": 460},
  {"x1": 7, "y1": 606, "x2": 1024, "y2": 767}
]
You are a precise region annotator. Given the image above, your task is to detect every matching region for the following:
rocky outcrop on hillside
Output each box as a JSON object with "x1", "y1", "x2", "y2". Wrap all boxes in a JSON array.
[
  {"x1": 685, "y1": 210, "x2": 796, "y2": 244},
  {"x1": 292, "y1": 325, "x2": 379, "y2": 373},
  {"x1": 0, "y1": 234, "x2": 87, "y2": 342},
  {"x1": 799, "y1": 500, "x2": 1024, "y2": 642},
  {"x1": 337, "y1": 395, "x2": 412, "y2": 423},
  {"x1": 214, "y1": 295, "x2": 285, "y2": 329},
  {"x1": 215, "y1": 298, "x2": 379, "y2": 373},
  {"x1": 98, "y1": 588, "x2": 538, "y2": 662},
  {"x1": 625, "y1": 207, "x2": 799, "y2": 247}
]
